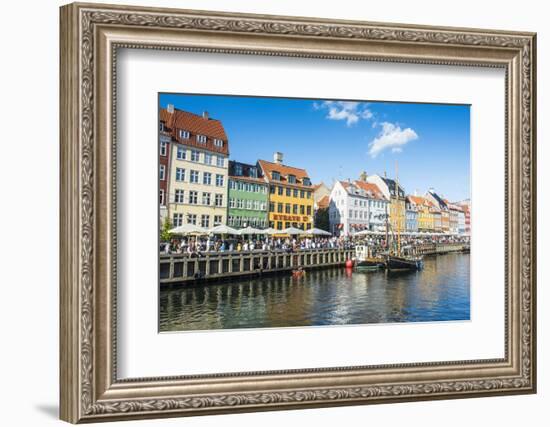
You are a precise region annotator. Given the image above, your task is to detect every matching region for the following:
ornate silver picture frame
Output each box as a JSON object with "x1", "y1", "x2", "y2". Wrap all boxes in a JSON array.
[{"x1": 60, "y1": 2, "x2": 536, "y2": 423}]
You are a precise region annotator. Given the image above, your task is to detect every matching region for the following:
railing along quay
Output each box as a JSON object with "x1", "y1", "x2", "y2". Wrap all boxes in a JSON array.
[
  {"x1": 159, "y1": 243, "x2": 469, "y2": 286},
  {"x1": 160, "y1": 248, "x2": 354, "y2": 286}
]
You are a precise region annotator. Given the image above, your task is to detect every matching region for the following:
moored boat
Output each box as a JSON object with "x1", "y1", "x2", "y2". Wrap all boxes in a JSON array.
[
  {"x1": 385, "y1": 254, "x2": 423, "y2": 271},
  {"x1": 354, "y1": 245, "x2": 384, "y2": 270}
]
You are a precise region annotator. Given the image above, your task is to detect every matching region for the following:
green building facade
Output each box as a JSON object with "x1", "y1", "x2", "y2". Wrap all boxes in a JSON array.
[{"x1": 227, "y1": 161, "x2": 269, "y2": 229}]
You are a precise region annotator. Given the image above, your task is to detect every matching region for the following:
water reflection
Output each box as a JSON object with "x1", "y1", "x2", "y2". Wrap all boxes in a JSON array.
[{"x1": 160, "y1": 253, "x2": 470, "y2": 332}]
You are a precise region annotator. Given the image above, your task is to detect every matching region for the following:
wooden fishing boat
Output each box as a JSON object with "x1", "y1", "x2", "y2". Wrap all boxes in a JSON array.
[{"x1": 385, "y1": 254, "x2": 423, "y2": 271}]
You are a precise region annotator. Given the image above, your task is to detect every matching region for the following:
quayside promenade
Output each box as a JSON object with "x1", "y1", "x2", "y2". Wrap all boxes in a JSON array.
[{"x1": 160, "y1": 243, "x2": 469, "y2": 286}]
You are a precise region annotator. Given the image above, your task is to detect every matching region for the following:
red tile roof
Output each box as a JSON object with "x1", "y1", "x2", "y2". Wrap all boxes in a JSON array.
[
  {"x1": 317, "y1": 195, "x2": 330, "y2": 209},
  {"x1": 354, "y1": 180, "x2": 385, "y2": 200},
  {"x1": 408, "y1": 195, "x2": 434, "y2": 208},
  {"x1": 258, "y1": 160, "x2": 312, "y2": 188},
  {"x1": 160, "y1": 107, "x2": 229, "y2": 155}
]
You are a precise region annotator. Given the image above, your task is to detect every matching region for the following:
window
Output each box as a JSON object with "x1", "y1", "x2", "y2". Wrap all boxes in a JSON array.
[
  {"x1": 229, "y1": 198, "x2": 235, "y2": 208},
  {"x1": 286, "y1": 188, "x2": 291, "y2": 197},
  {"x1": 253, "y1": 200, "x2": 260, "y2": 210},
  {"x1": 237, "y1": 199, "x2": 244, "y2": 209},
  {"x1": 285, "y1": 204, "x2": 291, "y2": 214},
  {"x1": 270, "y1": 185, "x2": 275, "y2": 194},
  {"x1": 215, "y1": 194, "x2": 223, "y2": 206},
  {"x1": 293, "y1": 189, "x2": 299, "y2": 198},
  {"x1": 214, "y1": 138, "x2": 224, "y2": 147},
  {"x1": 215, "y1": 174, "x2": 224, "y2": 186},
  {"x1": 159, "y1": 121, "x2": 166, "y2": 132},
  {"x1": 175, "y1": 189, "x2": 184, "y2": 204},
  {"x1": 201, "y1": 215, "x2": 210, "y2": 228},
  {"x1": 190, "y1": 170, "x2": 199, "y2": 183},
  {"x1": 285, "y1": 222, "x2": 291, "y2": 228},
  {"x1": 235, "y1": 163, "x2": 243, "y2": 176},
  {"x1": 186, "y1": 214, "x2": 197, "y2": 225},
  {"x1": 272, "y1": 171, "x2": 280, "y2": 181},
  {"x1": 175, "y1": 167, "x2": 185, "y2": 181},
  {"x1": 293, "y1": 204, "x2": 298, "y2": 214},
  {"x1": 173, "y1": 213, "x2": 183, "y2": 227},
  {"x1": 216, "y1": 156, "x2": 225, "y2": 167},
  {"x1": 277, "y1": 203, "x2": 283, "y2": 213},
  {"x1": 179, "y1": 129, "x2": 190, "y2": 139},
  {"x1": 300, "y1": 205, "x2": 305, "y2": 215},
  {"x1": 306, "y1": 191, "x2": 311, "y2": 199},
  {"x1": 189, "y1": 191, "x2": 198, "y2": 204},
  {"x1": 204, "y1": 153, "x2": 212, "y2": 165},
  {"x1": 303, "y1": 177, "x2": 311, "y2": 186},
  {"x1": 159, "y1": 189, "x2": 165, "y2": 205},
  {"x1": 159, "y1": 165, "x2": 165, "y2": 181},
  {"x1": 288, "y1": 174, "x2": 296, "y2": 184},
  {"x1": 307, "y1": 206, "x2": 312, "y2": 215},
  {"x1": 249, "y1": 167, "x2": 258, "y2": 178},
  {"x1": 306, "y1": 223, "x2": 312, "y2": 230},
  {"x1": 159, "y1": 141, "x2": 167, "y2": 156},
  {"x1": 246, "y1": 200, "x2": 252, "y2": 210},
  {"x1": 202, "y1": 192, "x2": 211, "y2": 205},
  {"x1": 300, "y1": 190, "x2": 305, "y2": 198},
  {"x1": 196, "y1": 134, "x2": 207, "y2": 144},
  {"x1": 214, "y1": 215, "x2": 222, "y2": 226},
  {"x1": 191, "y1": 150, "x2": 200, "y2": 162},
  {"x1": 277, "y1": 221, "x2": 283, "y2": 230},
  {"x1": 176, "y1": 146, "x2": 186, "y2": 160},
  {"x1": 269, "y1": 202, "x2": 275, "y2": 212},
  {"x1": 278, "y1": 186, "x2": 283, "y2": 196},
  {"x1": 203, "y1": 172, "x2": 212, "y2": 185}
]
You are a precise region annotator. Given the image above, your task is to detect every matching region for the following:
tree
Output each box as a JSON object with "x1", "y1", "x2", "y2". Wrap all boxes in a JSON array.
[{"x1": 160, "y1": 217, "x2": 173, "y2": 242}]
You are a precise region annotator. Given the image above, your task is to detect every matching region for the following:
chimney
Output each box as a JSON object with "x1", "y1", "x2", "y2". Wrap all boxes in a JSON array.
[
  {"x1": 167, "y1": 104, "x2": 174, "y2": 113},
  {"x1": 359, "y1": 171, "x2": 368, "y2": 182},
  {"x1": 273, "y1": 152, "x2": 283, "y2": 164},
  {"x1": 202, "y1": 111, "x2": 209, "y2": 120}
]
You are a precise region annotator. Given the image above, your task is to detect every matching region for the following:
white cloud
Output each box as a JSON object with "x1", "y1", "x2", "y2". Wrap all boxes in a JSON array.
[
  {"x1": 315, "y1": 101, "x2": 373, "y2": 126},
  {"x1": 368, "y1": 122, "x2": 418, "y2": 158}
]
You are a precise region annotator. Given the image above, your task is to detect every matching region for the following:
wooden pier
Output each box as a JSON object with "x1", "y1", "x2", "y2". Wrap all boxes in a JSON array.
[
  {"x1": 160, "y1": 248, "x2": 354, "y2": 286},
  {"x1": 159, "y1": 243, "x2": 469, "y2": 286}
]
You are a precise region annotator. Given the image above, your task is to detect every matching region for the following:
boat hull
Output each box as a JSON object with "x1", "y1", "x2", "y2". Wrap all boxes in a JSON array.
[
  {"x1": 385, "y1": 255, "x2": 423, "y2": 271},
  {"x1": 355, "y1": 258, "x2": 383, "y2": 270}
]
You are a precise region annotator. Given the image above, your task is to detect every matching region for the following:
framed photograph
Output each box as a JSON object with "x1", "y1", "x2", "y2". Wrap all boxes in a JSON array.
[{"x1": 60, "y1": 2, "x2": 537, "y2": 423}]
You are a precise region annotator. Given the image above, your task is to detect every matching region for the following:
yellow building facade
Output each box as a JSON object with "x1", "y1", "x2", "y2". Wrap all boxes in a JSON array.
[{"x1": 258, "y1": 157, "x2": 314, "y2": 231}]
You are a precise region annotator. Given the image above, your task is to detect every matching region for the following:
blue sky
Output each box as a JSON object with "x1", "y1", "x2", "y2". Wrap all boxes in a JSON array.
[{"x1": 159, "y1": 93, "x2": 470, "y2": 202}]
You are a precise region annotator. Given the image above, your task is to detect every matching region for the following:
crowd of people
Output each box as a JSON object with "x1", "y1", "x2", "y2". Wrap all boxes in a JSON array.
[{"x1": 160, "y1": 233, "x2": 470, "y2": 256}]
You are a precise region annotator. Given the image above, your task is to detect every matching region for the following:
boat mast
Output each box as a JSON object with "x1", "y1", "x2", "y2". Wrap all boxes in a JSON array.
[
  {"x1": 395, "y1": 161, "x2": 401, "y2": 256},
  {"x1": 384, "y1": 170, "x2": 389, "y2": 252}
]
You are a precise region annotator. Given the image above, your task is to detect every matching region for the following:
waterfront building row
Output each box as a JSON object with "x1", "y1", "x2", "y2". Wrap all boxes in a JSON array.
[
  {"x1": 159, "y1": 105, "x2": 469, "y2": 236},
  {"x1": 159, "y1": 106, "x2": 315, "y2": 231}
]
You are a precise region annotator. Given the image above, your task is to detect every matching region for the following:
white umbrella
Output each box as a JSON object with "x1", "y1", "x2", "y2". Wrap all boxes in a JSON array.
[
  {"x1": 263, "y1": 228, "x2": 278, "y2": 235},
  {"x1": 354, "y1": 229, "x2": 373, "y2": 236},
  {"x1": 306, "y1": 228, "x2": 332, "y2": 236},
  {"x1": 208, "y1": 224, "x2": 240, "y2": 235},
  {"x1": 238, "y1": 226, "x2": 262, "y2": 235},
  {"x1": 282, "y1": 227, "x2": 304, "y2": 235},
  {"x1": 169, "y1": 223, "x2": 207, "y2": 235}
]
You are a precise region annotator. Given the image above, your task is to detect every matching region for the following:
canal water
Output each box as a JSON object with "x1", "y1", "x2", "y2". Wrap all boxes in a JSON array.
[{"x1": 159, "y1": 253, "x2": 470, "y2": 332}]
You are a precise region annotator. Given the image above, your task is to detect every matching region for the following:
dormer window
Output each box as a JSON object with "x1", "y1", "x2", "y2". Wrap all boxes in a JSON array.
[
  {"x1": 159, "y1": 121, "x2": 166, "y2": 132},
  {"x1": 303, "y1": 177, "x2": 311, "y2": 186},
  {"x1": 272, "y1": 171, "x2": 281, "y2": 181},
  {"x1": 197, "y1": 134, "x2": 207, "y2": 144},
  {"x1": 249, "y1": 167, "x2": 258, "y2": 178},
  {"x1": 288, "y1": 174, "x2": 296, "y2": 184},
  {"x1": 214, "y1": 138, "x2": 224, "y2": 147},
  {"x1": 179, "y1": 130, "x2": 190, "y2": 139},
  {"x1": 235, "y1": 164, "x2": 243, "y2": 176}
]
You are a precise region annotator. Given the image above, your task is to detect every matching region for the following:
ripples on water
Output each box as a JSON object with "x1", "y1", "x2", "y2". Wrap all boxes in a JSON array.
[{"x1": 159, "y1": 253, "x2": 470, "y2": 332}]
